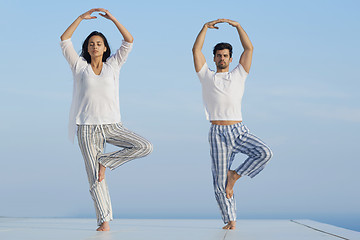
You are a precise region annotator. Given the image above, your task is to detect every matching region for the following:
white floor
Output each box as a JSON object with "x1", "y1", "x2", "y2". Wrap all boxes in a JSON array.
[{"x1": 0, "y1": 218, "x2": 359, "y2": 240}]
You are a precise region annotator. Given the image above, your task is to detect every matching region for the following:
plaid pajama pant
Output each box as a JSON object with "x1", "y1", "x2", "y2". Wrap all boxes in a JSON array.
[
  {"x1": 209, "y1": 122, "x2": 272, "y2": 223},
  {"x1": 77, "y1": 123, "x2": 153, "y2": 226}
]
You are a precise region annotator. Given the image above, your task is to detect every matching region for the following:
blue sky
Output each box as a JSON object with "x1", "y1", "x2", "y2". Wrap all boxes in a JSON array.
[{"x1": 1, "y1": 0, "x2": 359, "y2": 231}]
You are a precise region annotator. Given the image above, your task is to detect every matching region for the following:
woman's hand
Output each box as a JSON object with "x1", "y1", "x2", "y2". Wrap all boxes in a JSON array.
[
  {"x1": 79, "y1": 9, "x2": 98, "y2": 20},
  {"x1": 60, "y1": 8, "x2": 117, "y2": 41},
  {"x1": 97, "y1": 8, "x2": 115, "y2": 21},
  {"x1": 79, "y1": 8, "x2": 115, "y2": 21}
]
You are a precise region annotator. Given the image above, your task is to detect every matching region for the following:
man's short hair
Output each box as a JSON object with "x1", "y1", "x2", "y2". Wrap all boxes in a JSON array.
[{"x1": 213, "y1": 42, "x2": 233, "y2": 58}]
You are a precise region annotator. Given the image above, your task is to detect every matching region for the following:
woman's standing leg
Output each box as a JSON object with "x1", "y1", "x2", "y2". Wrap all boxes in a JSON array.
[
  {"x1": 97, "y1": 123, "x2": 153, "y2": 170},
  {"x1": 77, "y1": 125, "x2": 113, "y2": 230}
]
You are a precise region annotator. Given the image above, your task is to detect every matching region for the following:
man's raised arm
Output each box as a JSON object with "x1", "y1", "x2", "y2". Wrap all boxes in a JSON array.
[
  {"x1": 192, "y1": 19, "x2": 222, "y2": 72},
  {"x1": 223, "y1": 19, "x2": 253, "y2": 73}
]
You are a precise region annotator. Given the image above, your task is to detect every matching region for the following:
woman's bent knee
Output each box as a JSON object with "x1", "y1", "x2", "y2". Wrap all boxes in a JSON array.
[
  {"x1": 143, "y1": 141, "x2": 153, "y2": 156},
  {"x1": 135, "y1": 140, "x2": 153, "y2": 157}
]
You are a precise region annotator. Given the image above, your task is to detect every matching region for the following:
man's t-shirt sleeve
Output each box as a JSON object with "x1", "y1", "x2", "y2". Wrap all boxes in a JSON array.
[
  {"x1": 196, "y1": 62, "x2": 210, "y2": 82},
  {"x1": 232, "y1": 64, "x2": 249, "y2": 79}
]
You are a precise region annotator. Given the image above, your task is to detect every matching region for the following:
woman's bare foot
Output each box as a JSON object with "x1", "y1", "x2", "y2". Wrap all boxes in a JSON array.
[
  {"x1": 96, "y1": 221, "x2": 110, "y2": 231},
  {"x1": 98, "y1": 163, "x2": 106, "y2": 182},
  {"x1": 225, "y1": 170, "x2": 241, "y2": 199},
  {"x1": 223, "y1": 221, "x2": 236, "y2": 230}
]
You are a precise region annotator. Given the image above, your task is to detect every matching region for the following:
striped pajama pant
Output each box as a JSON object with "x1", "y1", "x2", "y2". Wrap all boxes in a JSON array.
[
  {"x1": 77, "y1": 123, "x2": 153, "y2": 226},
  {"x1": 209, "y1": 122, "x2": 272, "y2": 224}
]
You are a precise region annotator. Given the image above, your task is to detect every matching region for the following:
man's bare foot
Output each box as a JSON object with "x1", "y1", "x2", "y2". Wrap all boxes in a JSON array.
[
  {"x1": 96, "y1": 221, "x2": 110, "y2": 231},
  {"x1": 222, "y1": 221, "x2": 236, "y2": 230},
  {"x1": 225, "y1": 170, "x2": 241, "y2": 199},
  {"x1": 98, "y1": 163, "x2": 106, "y2": 182}
]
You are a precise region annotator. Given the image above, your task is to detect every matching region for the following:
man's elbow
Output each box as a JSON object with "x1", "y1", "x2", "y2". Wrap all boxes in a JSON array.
[
  {"x1": 247, "y1": 44, "x2": 254, "y2": 52},
  {"x1": 192, "y1": 46, "x2": 200, "y2": 55}
]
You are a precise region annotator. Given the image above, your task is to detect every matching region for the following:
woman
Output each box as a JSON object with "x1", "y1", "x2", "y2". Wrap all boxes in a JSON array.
[{"x1": 60, "y1": 8, "x2": 153, "y2": 231}]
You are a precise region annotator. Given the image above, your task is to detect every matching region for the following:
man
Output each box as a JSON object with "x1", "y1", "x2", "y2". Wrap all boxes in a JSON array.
[{"x1": 192, "y1": 19, "x2": 273, "y2": 230}]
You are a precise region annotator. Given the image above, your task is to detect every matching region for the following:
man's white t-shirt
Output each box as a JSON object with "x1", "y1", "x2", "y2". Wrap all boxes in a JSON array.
[
  {"x1": 197, "y1": 62, "x2": 248, "y2": 121},
  {"x1": 60, "y1": 39, "x2": 133, "y2": 141}
]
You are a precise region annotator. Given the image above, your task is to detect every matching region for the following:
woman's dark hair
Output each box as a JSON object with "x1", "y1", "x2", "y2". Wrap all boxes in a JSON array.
[
  {"x1": 213, "y1": 42, "x2": 233, "y2": 58},
  {"x1": 81, "y1": 31, "x2": 111, "y2": 63}
]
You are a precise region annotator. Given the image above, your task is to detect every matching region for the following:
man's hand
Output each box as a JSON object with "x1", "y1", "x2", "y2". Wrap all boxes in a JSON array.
[
  {"x1": 205, "y1": 19, "x2": 223, "y2": 29},
  {"x1": 205, "y1": 19, "x2": 240, "y2": 29},
  {"x1": 222, "y1": 19, "x2": 241, "y2": 28}
]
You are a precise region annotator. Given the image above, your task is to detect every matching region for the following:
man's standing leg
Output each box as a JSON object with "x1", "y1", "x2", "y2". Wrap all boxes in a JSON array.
[{"x1": 209, "y1": 125, "x2": 237, "y2": 229}]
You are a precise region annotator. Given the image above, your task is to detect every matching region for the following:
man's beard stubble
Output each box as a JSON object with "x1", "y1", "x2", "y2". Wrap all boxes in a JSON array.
[{"x1": 216, "y1": 61, "x2": 228, "y2": 69}]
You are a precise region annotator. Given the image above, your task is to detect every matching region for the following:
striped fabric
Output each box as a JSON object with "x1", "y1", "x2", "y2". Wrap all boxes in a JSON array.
[
  {"x1": 77, "y1": 123, "x2": 153, "y2": 226},
  {"x1": 209, "y1": 122, "x2": 272, "y2": 223}
]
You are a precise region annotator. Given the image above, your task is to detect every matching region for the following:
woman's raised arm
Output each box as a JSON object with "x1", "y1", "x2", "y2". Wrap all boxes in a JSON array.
[{"x1": 60, "y1": 9, "x2": 98, "y2": 41}]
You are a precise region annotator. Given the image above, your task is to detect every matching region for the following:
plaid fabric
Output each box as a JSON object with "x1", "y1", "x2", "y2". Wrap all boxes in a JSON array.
[{"x1": 209, "y1": 122, "x2": 272, "y2": 223}]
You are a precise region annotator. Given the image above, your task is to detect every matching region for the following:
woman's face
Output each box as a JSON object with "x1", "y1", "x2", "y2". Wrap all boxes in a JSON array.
[{"x1": 87, "y1": 35, "x2": 107, "y2": 59}]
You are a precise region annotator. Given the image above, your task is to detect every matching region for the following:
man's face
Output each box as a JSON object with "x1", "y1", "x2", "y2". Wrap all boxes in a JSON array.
[{"x1": 214, "y1": 49, "x2": 232, "y2": 70}]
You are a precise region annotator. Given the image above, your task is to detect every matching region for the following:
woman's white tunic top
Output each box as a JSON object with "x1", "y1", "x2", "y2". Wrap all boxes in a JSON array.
[{"x1": 60, "y1": 39, "x2": 133, "y2": 141}]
